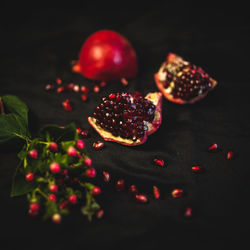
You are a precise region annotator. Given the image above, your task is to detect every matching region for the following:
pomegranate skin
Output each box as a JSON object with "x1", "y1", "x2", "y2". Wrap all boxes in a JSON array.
[{"x1": 77, "y1": 30, "x2": 138, "y2": 81}]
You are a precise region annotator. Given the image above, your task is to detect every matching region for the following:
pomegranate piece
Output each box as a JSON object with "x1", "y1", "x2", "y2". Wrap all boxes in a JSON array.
[
  {"x1": 154, "y1": 158, "x2": 164, "y2": 167},
  {"x1": 171, "y1": 189, "x2": 183, "y2": 198},
  {"x1": 88, "y1": 92, "x2": 162, "y2": 146},
  {"x1": 103, "y1": 171, "x2": 111, "y2": 182},
  {"x1": 155, "y1": 53, "x2": 217, "y2": 104},
  {"x1": 74, "y1": 30, "x2": 138, "y2": 81},
  {"x1": 93, "y1": 141, "x2": 104, "y2": 150}
]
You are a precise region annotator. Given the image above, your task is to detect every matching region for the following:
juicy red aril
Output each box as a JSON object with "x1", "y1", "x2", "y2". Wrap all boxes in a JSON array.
[
  {"x1": 85, "y1": 168, "x2": 96, "y2": 178},
  {"x1": 80, "y1": 130, "x2": 89, "y2": 137},
  {"x1": 29, "y1": 149, "x2": 38, "y2": 159},
  {"x1": 26, "y1": 173, "x2": 34, "y2": 182},
  {"x1": 66, "y1": 83, "x2": 74, "y2": 91},
  {"x1": 103, "y1": 171, "x2": 111, "y2": 182},
  {"x1": 81, "y1": 94, "x2": 88, "y2": 102},
  {"x1": 49, "y1": 184, "x2": 58, "y2": 192},
  {"x1": 57, "y1": 86, "x2": 65, "y2": 93},
  {"x1": 73, "y1": 84, "x2": 80, "y2": 92},
  {"x1": 93, "y1": 93, "x2": 155, "y2": 141},
  {"x1": 121, "y1": 78, "x2": 128, "y2": 86},
  {"x1": 226, "y1": 150, "x2": 234, "y2": 160},
  {"x1": 62, "y1": 99, "x2": 72, "y2": 111},
  {"x1": 208, "y1": 143, "x2": 218, "y2": 152},
  {"x1": 30, "y1": 202, "x2": 40, "y2": 212},
  {"x1": 135, "y1": 194, "x2": 148, "y2": 203},
  {"x1": 115, "y1": 179, "x2": 125, "y2": 191},
  {"x1": 68, "y1": 195, "x2": 77, "y2": 204},
  {"x1": 49, "y1": 142, "x2": 58, "y2": 152},
  {"x1": 154, "y1": 159, "x2": 164, "y2": 167},
  {"x1": 184, "y1": 206, "x2": 192, "y2": 218},
  {"x1": 48, "y1": 194, "x2": 57, "y2": 202},
  {"x1": 153, "y1": 186, "x2": 160, "y2": 199},
  {"x1": 171, "y1": 189, "x2": 183, "y2": 198},
  {"x1": 45, "y1": 84, "x2": 54, "y2": 91},
  {"x1": 93, "y1": 141, "x2": 104, "y2": 150},
  {"x1": 129, "y1": 185, "x2": 138, "y2": 194},
  {"x1": 56, "y1": 77, "x2": 62, "y2": 85},
  {"x1": 81, "y1": 85, "x2": 89, "y2": 94},
  {"x1": 92, "y1": 186, "x2": 101, "y2": 195},
  {"x1": 93, "y1": 85, "x2": 100, "y2": 93},
  {"x1": 192, "y1": 165, "x2": 202, "y2": 173}
]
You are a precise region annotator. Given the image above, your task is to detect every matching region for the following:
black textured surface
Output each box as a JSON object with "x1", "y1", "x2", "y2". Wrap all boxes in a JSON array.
[{"x1": 0, "y1": 4, "x2": 250, "y2": 249}]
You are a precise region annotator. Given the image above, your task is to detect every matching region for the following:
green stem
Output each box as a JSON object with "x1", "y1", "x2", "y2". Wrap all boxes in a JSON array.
[
  {"x1": 13, "y1": 132, "x2": 31, "y2": 143},
  {"x1": 36, "y1": 188, "x2": 48, "y2": 200}
]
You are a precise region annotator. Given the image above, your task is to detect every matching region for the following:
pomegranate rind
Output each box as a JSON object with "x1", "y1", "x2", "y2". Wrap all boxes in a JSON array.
[
  {"x1": 155, "y1": 55, "x2": 217, "y2": 104},
  {"x1": 88, "y1": 92, "x2": 162, "y2": 146}
]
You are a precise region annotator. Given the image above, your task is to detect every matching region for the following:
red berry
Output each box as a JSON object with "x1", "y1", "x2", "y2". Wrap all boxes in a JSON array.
[
  {"x1": 93, "y1": 85, "x2": 100, "y2": 93},
  {"x1": 50, "y1": 162, "x2": 61, "y2": 173},
  {"x1": 52, "y1": 213, "x2": 61, "y2": 224},
  {"x1": 81, "y1": 85, "x2": 89, "y2": 94},
  {"x1": 92, "y1": 186, "x2": 101, "y2": 195},
  {"x1": 76, "y1": 140, "x2": 85, "y2": 150},
  {"x1": 57, "y1": 86, "x2": 65, "y2": 93},
  {"x1": 96, "y1": 209, "x2": 104, "y2": 219},
  {"x1": 76, "y1": 127, "x2": 82, "y2": 134},
  {"x1": 115, "y1": 179, "x2": 125, "y2": 191},
  {"x1": 56, "y1": 77, "x2": 62, "y2": 85},
  {"x1": 48, "y1": 194, "x2": 57, "y2": 202},
  {"x1": 93, "y1": 141, "x2": 104, "y2": 150},
  {"x1": 49, "y1": 184, "x2": 58, "y2": 192},
  {"x1": 73, "y1": 84, "x2": 80, "y2": 92},
  {"x1": 226, "y1": 150, "x2": 234, "y2": 160},
  {"x1": 62, "y1": 99, "x2": 72, "y2": 111},
  {"x1": 153, "y1": 186, "x2": 160, "y2": 199},
  {"x1": 85, "y1": 168, "x2": 96, "y2": 178},
  {"x1": 192, "y1": 165, "x2": 202, "y2": 173},
  {"x1": 67, "y1": 146, "x2": 77, "y2": 156},
  {"x1": 103, "y1": 171, "x2": 111, "y2": 182},
  {"x1": 208, "y1": 143, "x2": 218, "y2": 152},
  {"x1": 84, "y1": 157, "x2": 92, "y2": 167},
  {"x1": 129, "y1": 185, "x2": 138, "y2": 194},
  {"x1": 29, "y1": 149, "x2": 38, "y2": 159},
  {"x1": 29, "y1": 202, "x2": 40, "y2": 212},
  {"x1": 135, "y1": 194, "x2": 148, "y2": 203},
  {"x1": 49, "y1": 142, "x2": 58, "y2": 152},
  {"x1": 81, "y1": 94, "x2": 88, "y2": 102},
  {"x1": 68, "y1": 194, "x2": 77, "y2": 204},
  {"x1": 154, "y1": 158, "x2": 164, "y2": 167},
  {"x1": 25, "y1": 173, "x2": 34, "y2": 182},
  {"x1": 171, "y1": 189, "x2": 183, "y2": 198}
]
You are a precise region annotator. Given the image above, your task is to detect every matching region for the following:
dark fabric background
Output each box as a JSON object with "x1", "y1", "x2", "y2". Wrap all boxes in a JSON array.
[{"x1": 0, "y1": 3, "x2": 250, "y2": 249}]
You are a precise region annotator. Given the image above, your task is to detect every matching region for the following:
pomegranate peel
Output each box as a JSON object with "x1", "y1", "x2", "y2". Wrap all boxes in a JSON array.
[
  {"x1": 88, "y1": 92, "x2": 162, "y2": 146},
  {"x1": 155, "y1": 53, "x2": 217, "y2": 104}
]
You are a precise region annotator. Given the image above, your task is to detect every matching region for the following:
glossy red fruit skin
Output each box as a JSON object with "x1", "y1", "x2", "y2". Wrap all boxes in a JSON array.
[
  {"x1": 30, "y1": 202, "x2": 40, "y2": 212},
  {"x1": 68, "y1": 195, "x2": 77, "y2": 204},
  {"x1": 26, "y1": 173, "x2": 34, "y2": 182},
  {"x1": 92, "y1": 186, "x2": 101, "y2": 195},
  {"x1": 49, "y1": 142, "x2": 58, "y2": 152},
  {"x1": 77, "y1": 30, "x2": 138, "y2": 81}
]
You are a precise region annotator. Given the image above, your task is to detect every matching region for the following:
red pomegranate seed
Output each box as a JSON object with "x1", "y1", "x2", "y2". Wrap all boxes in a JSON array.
[
  {"x1": 56, "y1": 77, "x2": 62, "y2": 85},
  {"x1": 226, "y1": 150, "x2": 234, "y2": 160},
  {"x1": 96, "y1": 209, "x2": 104, "y2": 219},
  {"x1": 92, "y1": 186, "x2": 101, "y2": 195},
  {"x1": 208, "y1": 143, "x2": 218, "y2": 152},
  {"x1": 73, "y1": 84, "x2": 80, "y2": 92},
  {"x1": 80, "y1": 129, "x2": 89, "y2": 137},
  {"x1": 85, "y1": 168, "x2": 96, "y2": 178},
  {"x1": 171, "y1": 189, "x2": 183, "y2": 198},
  {"x1": 62, "y1": 99, "x2": 72, "y2": 111},
  {"x1": 93, "y1": 141, "x2": 104, "y2": 150},
  {"x1": 192, "y1": 165, "x2": 202, "y2": 173},
  {"x1": 103, "y1": 171, "x2": 111, "y2": 182},
  {"x1": 115, "y1": 179, "x2": 125, "y2": 191},
  {"x1": 81, "y1": 94, "x2": 88, "y2": 102},
  {"x1": 100, "y1": 81, "x2": 106, "y2": 87},
  {"x1": 76, "y1": 127, "x2": 82, "y2": 134},
  {"x1": 135, "y1": 194, "x2": 148, "y2": 203},
  {"x1": 109, "y1": 93, "x2": 116, "y2": 99},
  {"x1": 66, "y1": 83, "x2": 74, "y2": 91},
  {"x1": 93, "y1": 85, "x2": 100, "y2": 93},
  {"x1": 153, "y1": 186, "x2": 160, "y2": 199},
  {"x1": 184, "y1": 206, "x2": 192, "y2": 218},
  {"x1": 81, "y1": 85, "x2": 90, "y2": 94},
  {"x1": 45, "y1": 84, "x2": 54, "y2": 91},
  {"x1": 154, "y1": 158, "x2": 165, "y2": 167},
  {"x1": 121, "y1": 78, "x2": 128, "y2": 86},
  {"x1": 129, "y1": 185, "x2": 138, "y2": 194},
  {"x1": 57, "y1": 86, "x2": 65, "y2": 93}
]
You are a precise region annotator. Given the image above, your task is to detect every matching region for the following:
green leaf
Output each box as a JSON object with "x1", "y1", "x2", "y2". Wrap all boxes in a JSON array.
[
  {"x1": 11, "y1": 162, "x2": 36, "y2": 197},
  {"x1": 61, "y1": 140, "x2": 75, "y2": 152}
]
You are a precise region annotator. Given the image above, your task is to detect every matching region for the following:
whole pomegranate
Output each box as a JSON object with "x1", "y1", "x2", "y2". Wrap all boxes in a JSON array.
[
  {"x1": 155, "y1": 53, "x2": 217, "y2": 104},
  {"x1": 74, "y1": 30, "x2": 138, "y2": 81}
]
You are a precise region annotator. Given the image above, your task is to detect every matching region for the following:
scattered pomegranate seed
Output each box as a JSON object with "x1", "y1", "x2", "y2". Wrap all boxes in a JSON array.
[
  {"x1": 48, "y1": 194, "x2": 57, "y2": 202},
  {"x1": 76, "y1": 127, "x2": 82, "y2": 134},
  {"x1": 49, "y1": 184, "x2": 58, "y2": 193},
  {"x1": 29, "y1": 202, "x2": 40, "y2": 212},
  {"x1": 191, "y1": 165, "x2": 202, "y2": 173},
  {"x1": 85, "y1": 168, "x2": 96, "y2": 178},
  {"x1": 84, "y1": 157, "x2": 92, "y2": 167},
  {"x1": 49, "y1": 142, "x2": 58, "y2": 152},
  {"x1": 73, "y1": 84, "x2": 80, "y2": 92},
  {"x1": 56, "y1": 77, "x2": 62, "y2": 85},
  {"x1": 153, "y1": 186, "x2": 160, "y2": 199},
  {"x1": 80, "y1": 130, "x2": 89, "y2": 138},
  {"x1": 50, "y1": 162, "x2": 61, "y2": 173},
  {"x1": 62, "y1": 99, "x2": 72, "y2": 111},
  {"x1": 208, "y1": 143, "x2": 218, "y2": 152},
  {"x1": 67, "y1": 146, "x2": 77, "y2": 157},
  {"x1": 109, "y1": 93, "x2": 116, "y2": 99},
  {"x1": 93, "y1": 140, "x2": 104, "y2": 150},
  {"x1": 171, "y1": 189, "x2": 183, "y2": 198},
  {"x1": 115, "y1": 179, "x2": 125, "y2": 191},
  {"x1": 66, "y1": 83, "x2": 74, "y2": 91},
  {"x1": 52, "y1": 213, "x2": 61, "y2": 224},
  {"x1": 76, "y1": 140, "x2": 85, "y2": 150},
  {"x1": 29, "y1": 149, "x2": 38, "y2": 159},
  {"x1": 92, "y1": 186, "x2": 101, "y2": 195},
  {"x1": 45, "y1": 84, "x2": 54, "y2": 91},
  {"x1": 25, "y1": 173, "x2": 34, "y2": 182},
  {"x1": 129, "y1": 185, "x2": 138, "y2": 194},
  {"x1": 93, "y1": 85, "x2": 100, "y2": 93},
  {"x1": 100, "y1": 81, "x2": 106, "y2": 87},
  {"x1": 184, "y1": 206, "x2": 192, "y2": 218},
  {"x1": 72, "y1": 63, "x2": 81, "y2": 73},
  {"x1": 226, "y1": 150, "x2": 234, "y2": 160},
  {"x1": 68, "y1": 194, "x2": 77, "y2": 204},
  {"x1": 103, "y1": 171, "x2": 111, "y2": 182},
  {"x1": 154, "y1": 158, "x2": 165, "y2": 167},
  {"x1": 57, "y1": 86, "x2": 65, "y2": 93},
  {"x1": 121, "y1": 78, "x2": 128, "y2": 86},
  {"x1": 81, "y1": 85, "x2": 90, "y2": 94},
  {"x1": 81, "y1": 94, "x2": 88, "y2": 102},
  {"x1": 135, "y1": 194, "x2": 148, "y2": 203},
  {"x1": 96, "y1": 209, "x2": 104, "y2": 219}
]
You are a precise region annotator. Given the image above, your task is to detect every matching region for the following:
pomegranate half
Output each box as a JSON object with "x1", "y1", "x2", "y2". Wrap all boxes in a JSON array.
[
  {"x1": 88, "y1": 92, "x2": 162, "y2": 146},
  {"x1": 73, "y1": 30, "x2": 138, "y2": 81},
  {"x1": 155, "y1": 53, "x2": 217, "y2": 104}
]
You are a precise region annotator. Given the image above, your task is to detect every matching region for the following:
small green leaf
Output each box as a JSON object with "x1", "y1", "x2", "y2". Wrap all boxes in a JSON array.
[{"x1": 61, "y1": 140, "x2": 75, "y2": 152}]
